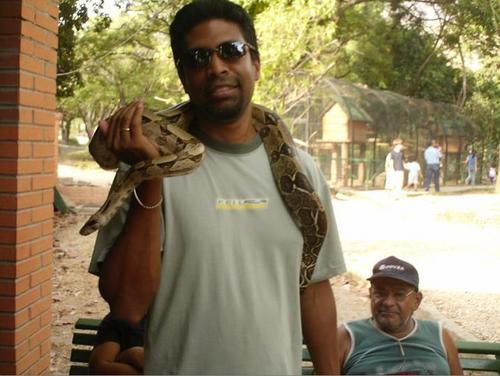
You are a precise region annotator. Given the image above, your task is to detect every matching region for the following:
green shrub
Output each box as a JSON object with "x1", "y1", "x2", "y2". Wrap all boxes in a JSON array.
[
  {"x1": 60, "y1": 149, "x2": 99, "y2": 169},
  {"x1": 67, "y1": 138, "x2": 80, "y2": 146},
  {"x1": 64, "y1": 150, "x2": 94, "y2": 161}
]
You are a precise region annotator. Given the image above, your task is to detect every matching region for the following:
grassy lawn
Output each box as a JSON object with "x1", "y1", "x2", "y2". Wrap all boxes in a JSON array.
[{"x1": 58, "y1": 145, "x2": 100, "y2": 169}]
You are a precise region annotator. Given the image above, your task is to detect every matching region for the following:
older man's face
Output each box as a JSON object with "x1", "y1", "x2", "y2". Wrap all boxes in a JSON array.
[{"x1": 370, "y1": 278, "x2": 422, "y2": 336}]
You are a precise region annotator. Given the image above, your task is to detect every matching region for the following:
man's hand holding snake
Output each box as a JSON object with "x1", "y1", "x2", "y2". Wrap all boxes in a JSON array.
[{"x1": 100, "y1": 100, "x2": 160, "y2": 166}]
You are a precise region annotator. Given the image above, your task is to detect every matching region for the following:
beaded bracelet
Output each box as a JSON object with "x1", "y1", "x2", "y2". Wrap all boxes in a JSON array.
[{"x1": 133, "y1": 187, "x2": 163, "y2": 209}]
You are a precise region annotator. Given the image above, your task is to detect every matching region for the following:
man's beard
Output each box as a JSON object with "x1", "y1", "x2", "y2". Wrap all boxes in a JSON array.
[
  {"x1": 198, "y1": 75, "x2": 250, "y2": 124},
  {"x1": 203, "y1": 95, "x2": 246, "y2": 123}
]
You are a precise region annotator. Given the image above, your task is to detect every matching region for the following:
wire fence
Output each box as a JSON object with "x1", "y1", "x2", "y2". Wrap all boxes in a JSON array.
[
  {"x1": 312, "y1": 154, "x2": 494, "y2": 189},
  {"x1": 286, "y1": 78, "x2": 496, "y2": 188}
]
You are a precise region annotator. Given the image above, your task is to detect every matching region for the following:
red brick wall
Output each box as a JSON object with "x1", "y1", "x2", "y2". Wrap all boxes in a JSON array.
[{"x1": 0, "y1": 1, "x2": 58, "y2": 374}]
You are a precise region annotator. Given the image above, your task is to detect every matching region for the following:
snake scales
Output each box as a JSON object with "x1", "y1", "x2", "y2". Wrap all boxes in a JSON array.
[{"x1": 79, "y1": 102, "x2": 327, "y2": 291}]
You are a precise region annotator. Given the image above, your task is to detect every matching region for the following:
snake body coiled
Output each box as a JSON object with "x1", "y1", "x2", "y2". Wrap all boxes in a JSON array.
[{"x1": 80, "y1": 102, "x2": 327, "y2": 291}]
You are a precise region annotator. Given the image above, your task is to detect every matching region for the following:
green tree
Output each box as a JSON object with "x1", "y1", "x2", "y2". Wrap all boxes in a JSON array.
[
  {"x1": 464, "y1": 57, "x2": 500, "y2": 155},
  {"x1": 57, "y1": 0, "x2": 498, "y2": 149},
  {"x1": 57, "y1": 0, "x2": 89, "y2": 98},
  {"x1": 59, "y1": 9, "x2": 185, "y2": 139},
  {"x1": 57, "y1": 0, "x2": 115, "y2": 142}
]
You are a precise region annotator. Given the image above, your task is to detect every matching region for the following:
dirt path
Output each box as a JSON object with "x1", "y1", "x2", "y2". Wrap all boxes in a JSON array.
[{"x1": 52, "y1": 213, "x2": 108, "y2": 374}]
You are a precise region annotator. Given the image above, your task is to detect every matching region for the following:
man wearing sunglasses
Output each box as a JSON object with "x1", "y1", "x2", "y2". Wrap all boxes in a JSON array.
[
  {"x1": 338, "y1": 256, "x2": 463, "y2": 375},
  {"x1": 88, "y1": 0, "x2": 345, "y2": 374}
]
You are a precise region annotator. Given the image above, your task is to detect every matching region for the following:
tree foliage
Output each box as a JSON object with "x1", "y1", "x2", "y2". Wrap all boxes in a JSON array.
[
  {"x1": 57, "y1": 0, "x2": 89, "y2": 98},
  {"x1": 464, "y1": 56, "x2": 500, "y2": 151},
  {"x1": 56, "y1": 0, "x2": 499, "y2": 148}
]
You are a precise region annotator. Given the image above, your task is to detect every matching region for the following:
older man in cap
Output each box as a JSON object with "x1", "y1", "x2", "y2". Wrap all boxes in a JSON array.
[{"x1": 338, "y1": 256, "x2": 463, "y2": 375}]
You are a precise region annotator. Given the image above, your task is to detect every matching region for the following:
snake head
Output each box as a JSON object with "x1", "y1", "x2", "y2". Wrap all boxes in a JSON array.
[
  {"x1": 79, "y1": 218, "x2": 100, "y2": 236},
  {"x1": 88, "y1": 127, "x2": 120, "y2": 170}
]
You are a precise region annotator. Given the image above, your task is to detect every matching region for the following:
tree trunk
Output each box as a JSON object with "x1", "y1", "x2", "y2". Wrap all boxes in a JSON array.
[{"x1": 61, "y1": 117, "x2": 72, "y2": 144}]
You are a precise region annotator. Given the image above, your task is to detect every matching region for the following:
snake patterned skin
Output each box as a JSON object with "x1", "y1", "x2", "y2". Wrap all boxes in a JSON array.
[
  {"x1": 79, "y1": 102, "x2": 327, "y2": 292},
  {"x1": 79, "y1": 107, "x2": 205, "y2": 236}
]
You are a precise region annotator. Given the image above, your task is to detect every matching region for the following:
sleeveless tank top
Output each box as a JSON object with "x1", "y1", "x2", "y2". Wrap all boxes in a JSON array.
[{"x1": 343, "y1": 318, "x2": 450, "y2": 375}]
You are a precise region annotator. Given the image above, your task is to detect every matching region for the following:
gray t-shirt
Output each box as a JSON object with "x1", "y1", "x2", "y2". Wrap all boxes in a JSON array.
[{"x1": 89, "y1": 134, "x2": 345, "y2": 375}]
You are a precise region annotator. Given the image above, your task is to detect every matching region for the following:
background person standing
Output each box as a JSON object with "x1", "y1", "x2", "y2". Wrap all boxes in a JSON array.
[
  {"x1": 464, "y1": 149, "x2": 477, "y2": 185},
  {"x1": 423, "y1": 140, "x2": 442, "y2": 192},
  {"x1": 384, "y1": 151, "x2": 394, "y2": 190},
  {"x1": 404, "y1": 156, "x2": 421, "y2": 190},
  {"x1": 385, "y1": 139, "x2": 403, "y2": 191},
  {"x1": 389, "y1": 139, "x2": 405, "y2": 197}
]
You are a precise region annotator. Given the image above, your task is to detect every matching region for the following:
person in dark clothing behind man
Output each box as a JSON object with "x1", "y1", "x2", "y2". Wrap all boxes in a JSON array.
[
  {"x1": 89, "y1": 313, "x2": 145, "y2": 375},
  {"x1": 338, "y1": 256, "x2": 463, "y2": 375}
]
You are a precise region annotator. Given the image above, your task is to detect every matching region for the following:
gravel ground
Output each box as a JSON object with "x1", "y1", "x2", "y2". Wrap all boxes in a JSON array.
[
  {"x1": 51, "y1": 213, "x2": 108, "y2": 374},
  {"x1": 423, "y1": 290, "x2": 500, "y2": 342},
  {"x1": 50, "y1": 188, "x2": 500, "y2": 373}
]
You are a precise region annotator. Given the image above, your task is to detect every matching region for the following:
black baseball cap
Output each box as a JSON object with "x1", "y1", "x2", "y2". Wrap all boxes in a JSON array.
[{"x1": 367, "y1": 256, "x2": 419, "y2": 289}]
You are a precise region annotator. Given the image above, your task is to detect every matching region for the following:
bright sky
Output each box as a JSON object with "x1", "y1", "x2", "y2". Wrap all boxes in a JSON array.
[{"x1": 83, "y1": 0, "x2": 122, "y2": 18}]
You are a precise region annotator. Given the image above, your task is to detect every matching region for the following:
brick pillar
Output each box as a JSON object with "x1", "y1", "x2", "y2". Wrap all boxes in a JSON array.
[{"x1": 0, "y1": 1, "x2": 58, "y2": 374}]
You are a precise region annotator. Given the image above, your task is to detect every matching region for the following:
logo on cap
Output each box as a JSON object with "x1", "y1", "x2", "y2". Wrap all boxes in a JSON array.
[{"x1": 379, "y1": 264, "x2": 405, "y2": 272}]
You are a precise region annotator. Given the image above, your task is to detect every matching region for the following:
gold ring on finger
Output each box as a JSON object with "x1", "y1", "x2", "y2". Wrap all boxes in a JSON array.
[{"x1": 121, "y1": 127, "x2": 131, "y2": 132}]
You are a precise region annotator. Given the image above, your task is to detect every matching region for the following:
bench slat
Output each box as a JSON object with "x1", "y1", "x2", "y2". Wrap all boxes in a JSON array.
[
  {"x1": 69, "y1": 364, "x2": 89, "y2": 375},
  {"x1": 460, "y1": 358, "x2": 500, "y2": 372},
  {"x1": 72, "y1": 332, "x2": 97, "y2": 346},
  {"x1": 457, "y1": 340, "x2": 500, "y2": 356},
  {"x1": 71, "y1": 348, "x2": 92, "y2": 363},
  {"x1": 302, "y1": 347, "x2": 312, "y2": 362},
  {"x1": 75, "y1": 318, "x2": 102, "y2": 330},
  {"x1": 302, "y1": 366, "x2": 315, "y2": 375}
]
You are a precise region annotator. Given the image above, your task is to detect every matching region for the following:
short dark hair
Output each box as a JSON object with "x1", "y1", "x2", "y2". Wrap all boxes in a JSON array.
[{"x1": 170, "y1": 0, "x2": 259, "y2": 69}]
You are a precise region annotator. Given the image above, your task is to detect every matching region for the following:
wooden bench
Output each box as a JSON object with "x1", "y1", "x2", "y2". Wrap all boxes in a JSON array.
[
  {"x1": 70, "y1": 318, "x2": 101, "y2": 375},
  {"x1": 456, "y1": 340, "x2": 500, "y2": 373},
  {"x1": 70, "y1": 318, "x2": 500, "y2": 374},
  {"x1": 302, "y1": 341, "x2": 500, "y2": 374}
]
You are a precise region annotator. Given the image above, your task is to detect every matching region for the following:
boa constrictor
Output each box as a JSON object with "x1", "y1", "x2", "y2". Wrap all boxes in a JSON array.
[{"x1": 79, "y1": 102, "x2": 327, "y2": 291}]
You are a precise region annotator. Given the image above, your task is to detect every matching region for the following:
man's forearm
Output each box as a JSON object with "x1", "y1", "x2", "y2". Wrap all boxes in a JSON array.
[
  {"x1": 301, "y1": 280, "x2": 339, "y2": 375},
  {"x1": 99, "y1": 179, "x2": 162, "y2": 325}
]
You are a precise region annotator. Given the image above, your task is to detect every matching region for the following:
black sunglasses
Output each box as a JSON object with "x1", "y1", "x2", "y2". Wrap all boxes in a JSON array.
[{"x1": 177, "y1": 40, "x2": 257, "y2": 69}]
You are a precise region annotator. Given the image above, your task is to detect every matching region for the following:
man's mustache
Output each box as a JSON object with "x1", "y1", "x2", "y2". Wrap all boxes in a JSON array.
[{"x1": 205, "y1": 77, "x2": 240, "y2": 93}]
